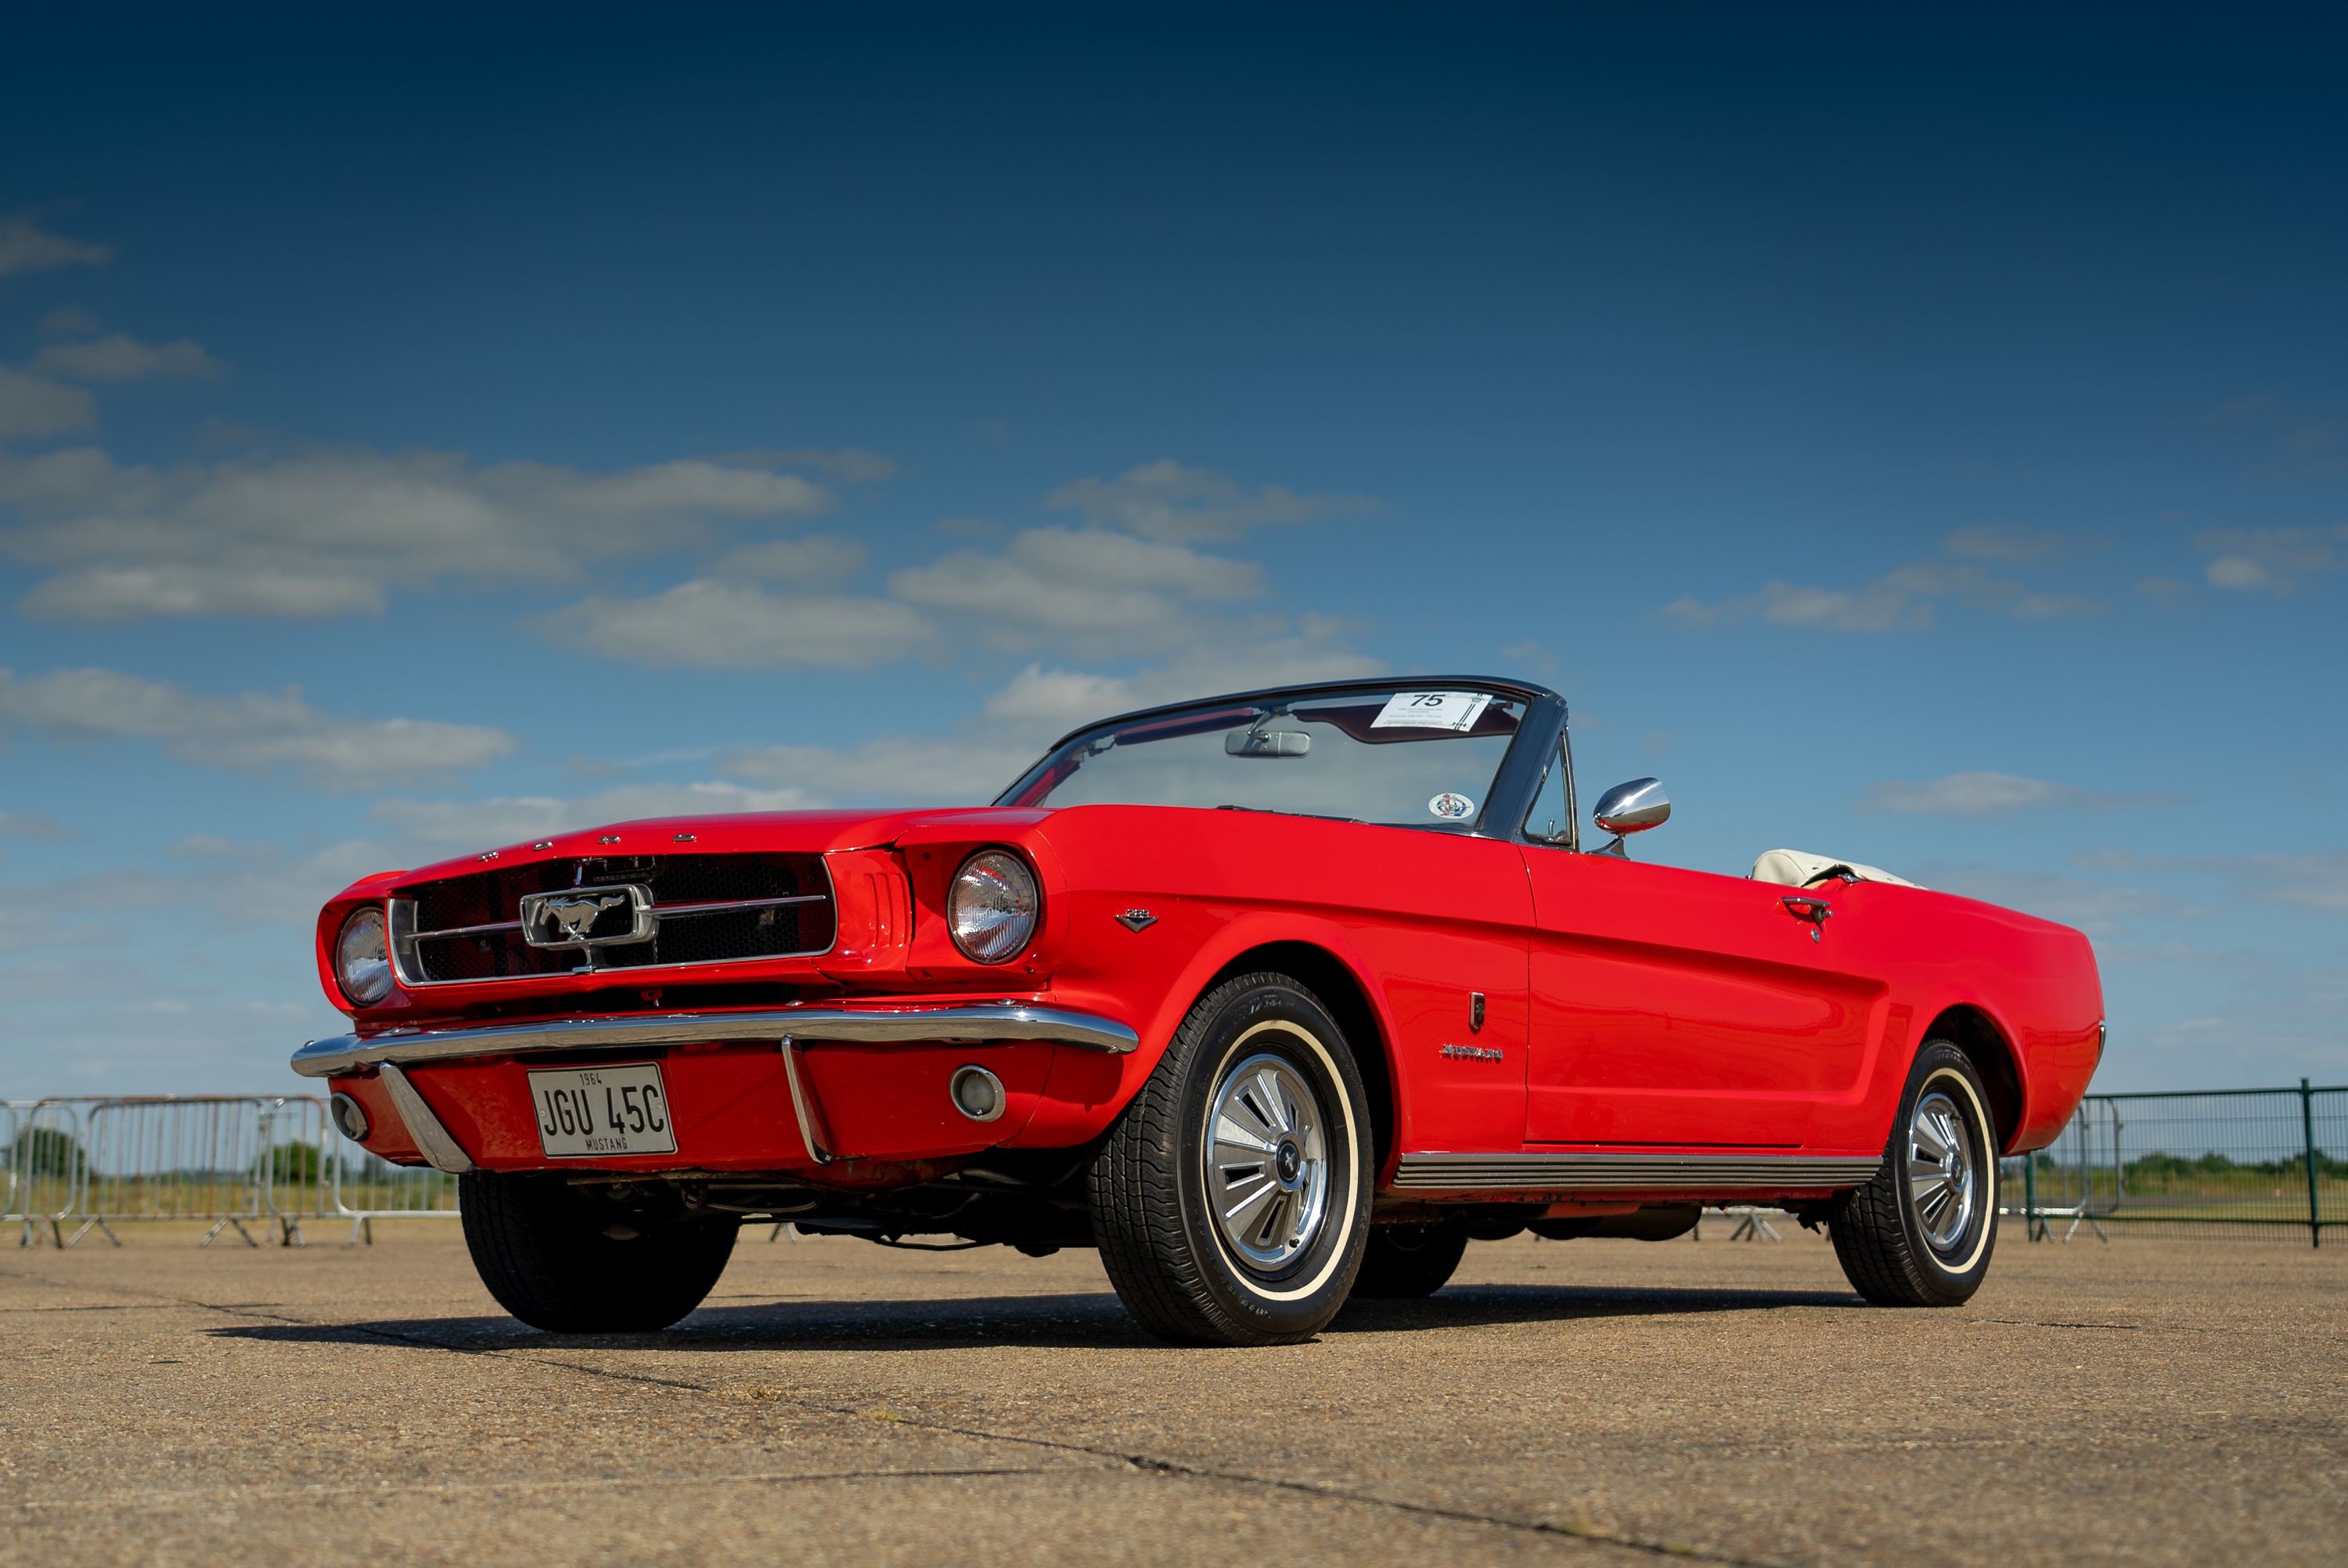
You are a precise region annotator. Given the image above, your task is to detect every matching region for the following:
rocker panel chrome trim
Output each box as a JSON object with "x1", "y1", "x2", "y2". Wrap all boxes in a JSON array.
[
  {"x1": 1390, "y1": 1151, "x2": 1881, "y2": 1192},
  {"x1": 292, "y1": 1002, "x2": 1142, "y2": 1077}
]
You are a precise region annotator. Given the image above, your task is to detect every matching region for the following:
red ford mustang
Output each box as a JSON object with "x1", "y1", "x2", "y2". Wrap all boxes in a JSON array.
[{"x1": 297, "y1": 677, "x2": 2102, "y2": 1344}]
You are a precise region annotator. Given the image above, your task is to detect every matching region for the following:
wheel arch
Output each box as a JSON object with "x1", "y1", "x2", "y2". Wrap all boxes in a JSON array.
[
  {"x1": 1921, "y1": 1002, "x2": 2025, "y2": 1153},
  {"x1": 1201, "y1": 940, "x2": 1398, "y2": 1179}
]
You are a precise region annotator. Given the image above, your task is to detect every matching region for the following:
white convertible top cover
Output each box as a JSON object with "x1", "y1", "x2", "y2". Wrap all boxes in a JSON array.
[{"x1": 1749, "y1": 848, "x2": 1922, "y2": 890}]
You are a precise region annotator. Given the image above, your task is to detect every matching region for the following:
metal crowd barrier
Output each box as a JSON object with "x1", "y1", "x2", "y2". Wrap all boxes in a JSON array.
[
  {"x1": 2003, "y1": 1079, "x2": 2344, "y2": 1246},
  {"x1": 12, "y1": 1081, "x2": 2339, "y2": 1249},
  {"x1": 5, "y1": 1094, "x2": 459, "y2": 1247}
]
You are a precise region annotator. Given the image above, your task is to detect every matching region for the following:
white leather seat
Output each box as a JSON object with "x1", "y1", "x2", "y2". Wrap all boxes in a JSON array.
[{"x1": 1748, "y1": 848, "x2": 1921, "y2": 890}]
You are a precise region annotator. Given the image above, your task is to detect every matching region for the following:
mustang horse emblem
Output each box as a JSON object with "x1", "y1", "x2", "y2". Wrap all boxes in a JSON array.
[
  {"x1": 517, "y1": 886, "x2": 652, "y2": 948},
  {"x1": 541, "y1": 893, "x2": 626, "y2": 940}
]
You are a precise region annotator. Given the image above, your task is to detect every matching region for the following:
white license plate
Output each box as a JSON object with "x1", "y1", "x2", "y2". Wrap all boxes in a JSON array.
[{"x1": 528, "y1": 1063, "x2": 678, "y2": 1157}]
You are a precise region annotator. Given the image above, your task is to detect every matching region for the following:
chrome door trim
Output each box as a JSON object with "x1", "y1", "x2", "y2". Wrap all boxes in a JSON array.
[
  {"x1": 293, "y1": 1002, "x2": 1142, "y2": 1078},
  {"x1": 1390, "y1": 1151, "x2": 1882, "y2": 1192}
]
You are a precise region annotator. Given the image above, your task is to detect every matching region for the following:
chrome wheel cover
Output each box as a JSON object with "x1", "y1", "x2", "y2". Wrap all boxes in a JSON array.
[
  {"x1": 1205, "y1": 1050, "x2": 1331, "y2": 1275},
  {"x1": 1907, "y1": 1087, "x2": 1978, "y2": 1252}
]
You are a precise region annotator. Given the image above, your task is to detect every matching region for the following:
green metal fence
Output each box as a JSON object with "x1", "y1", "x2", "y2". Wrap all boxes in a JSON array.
[{"x1": 2001, "y1": 1080, "x2": 2344, "y2": 1245}]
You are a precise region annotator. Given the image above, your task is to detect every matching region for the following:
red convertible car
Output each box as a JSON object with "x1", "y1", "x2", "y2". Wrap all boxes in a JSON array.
[{"x1": 296, "y1": 677, "x2": 2101, "y2": 1345}]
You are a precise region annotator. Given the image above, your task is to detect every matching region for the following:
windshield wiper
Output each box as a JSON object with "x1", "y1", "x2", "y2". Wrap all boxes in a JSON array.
[{"x1": 1214, "y1": 804, "x2": 1364, "y2": 824}]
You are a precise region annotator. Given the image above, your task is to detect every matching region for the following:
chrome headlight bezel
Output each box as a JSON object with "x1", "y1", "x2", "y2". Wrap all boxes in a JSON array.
[
  {"x1": 335, "y1": 904, "x2": 395, "y2": 1006},
  {"x1": 946, "y1": 849, "x2": 1040, "y2": 966}
]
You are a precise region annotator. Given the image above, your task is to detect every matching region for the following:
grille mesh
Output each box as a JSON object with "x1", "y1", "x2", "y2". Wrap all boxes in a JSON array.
[{"x1": 398, "y1": 853, "x2": 834, "y2": 984}]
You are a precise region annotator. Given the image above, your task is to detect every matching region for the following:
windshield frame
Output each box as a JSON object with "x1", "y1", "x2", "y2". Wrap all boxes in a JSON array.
[{"x1": 993, "y1": 674, "x2": 1572, "y2": 841}]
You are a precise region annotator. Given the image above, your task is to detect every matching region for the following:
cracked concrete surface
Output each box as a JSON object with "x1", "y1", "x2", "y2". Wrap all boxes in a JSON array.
[{"x1": 2, "y1": 1221, "x2": 2340, "y2": 1565}]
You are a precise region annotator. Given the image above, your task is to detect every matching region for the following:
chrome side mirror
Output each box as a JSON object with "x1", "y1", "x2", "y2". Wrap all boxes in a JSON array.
[{"x1": 1591, "y1": 777, "x2": 1669, "y2": 857}]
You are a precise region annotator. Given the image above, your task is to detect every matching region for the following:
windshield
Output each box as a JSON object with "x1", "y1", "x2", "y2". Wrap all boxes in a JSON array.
[{"x1": 996, "y1": 687, "x2": 1528, "y2": 830}]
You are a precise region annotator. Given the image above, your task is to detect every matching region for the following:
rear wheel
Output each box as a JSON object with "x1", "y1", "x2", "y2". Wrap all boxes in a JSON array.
[
  {"x1": 1349, "y1": 1224, "x2": 1468, "y2": 1298},
  {"x1": 1089, "y1": 972, "x2": 1373, "y2": 1346},
  {"x1": 459, "y1": 1171, "x2": 738, "y2": 1332},
  {"x1": 1830, "y1": 1041, "x2": 2000, "y2": 1307}
]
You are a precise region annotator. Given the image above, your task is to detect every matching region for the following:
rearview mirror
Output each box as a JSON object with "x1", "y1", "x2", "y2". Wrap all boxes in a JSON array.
[
  {"x1": 1226, "y1": 727, "x2": 1311, "y2": 757},
  {"x1": 1592, "y1": 777, "x2": 1670, "y2": 836}
]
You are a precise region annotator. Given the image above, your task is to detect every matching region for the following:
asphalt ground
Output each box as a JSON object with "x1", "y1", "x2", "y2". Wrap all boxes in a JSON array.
[{"x1": 3, "y1": 1217, "x2": 2341, "y2": 1567}]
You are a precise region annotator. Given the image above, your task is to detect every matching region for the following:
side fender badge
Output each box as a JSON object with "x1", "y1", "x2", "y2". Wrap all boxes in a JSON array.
[{"x1": 1115, "y1": 909, "x2": 1158, "y2": 932}]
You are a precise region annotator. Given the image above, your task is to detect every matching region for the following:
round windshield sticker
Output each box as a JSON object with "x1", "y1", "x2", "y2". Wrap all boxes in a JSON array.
[{"x1": 1428, "y1": 792, "x2": 1475, "y2": 820}]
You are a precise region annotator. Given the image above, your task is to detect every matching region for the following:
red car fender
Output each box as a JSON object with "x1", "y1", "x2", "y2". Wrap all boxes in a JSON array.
[
  {"x1": 1861, "y1": 985, "x2": 2096, "y2": 1156},
  {"x1": 1035, "y1": 908, "x2": 1408, "y2": 1175}
]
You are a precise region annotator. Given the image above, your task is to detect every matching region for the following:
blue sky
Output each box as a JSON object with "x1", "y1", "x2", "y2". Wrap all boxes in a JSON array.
[{"x1": 2, "y1": 7, "x2": 2344, "y2": 1097}]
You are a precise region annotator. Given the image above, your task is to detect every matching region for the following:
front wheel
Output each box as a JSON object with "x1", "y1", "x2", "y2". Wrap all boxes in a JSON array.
[
  {"x1": 459, "y1": 1171, "x2": 738, "y2": 1332},
  {"x1": 1830, "y1": 1041, "x2": 2000, "y2": 1307},
  {"x1": 1089, "y1": 972, "x2": 1374, "y2": 1346}
]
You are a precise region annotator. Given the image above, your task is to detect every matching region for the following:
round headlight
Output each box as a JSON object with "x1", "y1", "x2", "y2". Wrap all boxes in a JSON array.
[
  {"x1": 335, "y1": 906, "x2": 394, "y2": 1005},
  {"x1": 947, "y1": 850, "x2": 1039, "y2": 965}
]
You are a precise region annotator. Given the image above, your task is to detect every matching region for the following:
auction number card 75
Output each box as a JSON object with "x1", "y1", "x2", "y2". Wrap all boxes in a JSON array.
[{"x1": 1371, "y1": 691, "x2": 1494, "y2": 732}]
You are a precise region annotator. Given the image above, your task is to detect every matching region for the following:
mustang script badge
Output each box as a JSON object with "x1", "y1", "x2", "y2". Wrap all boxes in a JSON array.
[{"x1": 519, "y1": 885, "x2": 657, "y2": 948}]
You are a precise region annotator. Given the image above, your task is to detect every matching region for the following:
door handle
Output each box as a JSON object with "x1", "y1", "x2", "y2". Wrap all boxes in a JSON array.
[{"x1": 1781, "y1": 896, "x2": 1832, "y2": 940}]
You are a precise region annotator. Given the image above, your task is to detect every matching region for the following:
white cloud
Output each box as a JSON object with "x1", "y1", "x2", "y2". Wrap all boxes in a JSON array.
[
  {"x1": 889, "y1": 527, "x2": 1267, "y2": 656},
  {"x1": 371, "y1": 780, "x2": 822, "y2": 849},
  {"x1": 2135, "y1": 965, "x2": 2348, "y2": 1078},
  {"x1": 981, "y1": 634, "x2": 1379, "y2": 732},
  {"x1": 0, "y1": 446, "x2": 833, "y2": 620},
  {"x1": 0, "y1": 666, "x2": 517, "y2": 792},
  {"x1": 2070, "y1": 847, "x2": 2348, "y2": 917},
  {"x1": 718, "y1": 639, "x2": 1383, "y2": 806},
  {"x1": 1044, "y1": 459, "x2": 1374, "y2": 543},
  {"x1": 1858, "y1": 771, "x2": 2183, "y2": 816},
  {"x1": 535, "y1": 579, "x2": 935, "y2": 670},
  {"x1": 0, "y1": 808, "x2": 73, "y2": 840},
  {"x1": 1665, "y1": 558, "x2": 2106, "y2": 632},
  {"x1": 38, "y1": 836, "x2": 405, "y2": 927},
  {"x1": 717, "y1": 534, "x2": 868, "y2": 585},
  {"x1": 35, "y1": 307, "x2": 102, "y2": 340},
  {"x1": 0, "y1": 368, "x2": 96, "y2": 440},
  {"x1": 1496, "y1": 638, "x2": 1559, "y2": 677},
  {"x1": 1944, "y1": 525, "x2": 2063, "y2": 562},
  {"x1": 2195, "y1": 525, "x2": 2347, "y2": 595},
  {"x1": 1911, "y1": 863, "x2": 2179, "y2": 937},
  {"x1": 500, "y1": 455, "x2": 1362, "y2": 671},
  {"x1": 33, "y1": 334, "x2": 225, "y2": 383},
  {"x1": 0, "y1": 215, "x2": 113, "y2": 279},
  {"x1": 0, "y1": 908, "x2": 107, "y2": 952},
  {"x1": 1862, "y1": 772, "x2": 2070, "y2": 813},
  {"x1": 538, "y1": 520, "x2": 1287, "y2": 671},
  {"x1": 2196, "y1": 850, "x2": 2348, "y2": 915},
  {"x1": 716, "y1": 735, "x2": 1041, "y2": 805},
  {"x1": 720, "y1": 447, "x2": 897, "y2": 484}
]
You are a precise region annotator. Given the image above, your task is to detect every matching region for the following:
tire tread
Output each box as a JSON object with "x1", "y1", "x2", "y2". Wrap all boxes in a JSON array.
[
  {"x1": 1089, "y1": 971, "x2": 1363, "y2": 1347},
  {"x1": 460, "y1": 1171, "x2": 736, "y2": 1333},
  {"x1": 1829, "y1": 1041, "x2": 1998, "y2": 1308}
]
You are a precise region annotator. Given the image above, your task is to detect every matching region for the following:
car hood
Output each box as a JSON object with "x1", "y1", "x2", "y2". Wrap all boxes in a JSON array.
[{"x1": 331, "y1": 807, "x2": 1053, "y2": 898}]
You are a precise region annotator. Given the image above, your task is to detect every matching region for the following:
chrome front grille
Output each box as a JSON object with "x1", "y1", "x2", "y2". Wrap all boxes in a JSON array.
[{"x1": 388, "y1": 853, "x2": 835, "y2": 985}]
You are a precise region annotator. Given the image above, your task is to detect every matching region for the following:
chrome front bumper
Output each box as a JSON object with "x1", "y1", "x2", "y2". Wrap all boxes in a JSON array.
[{"x1": 291, "y1": 1002, "x2": 1142, "y2": 1078}]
